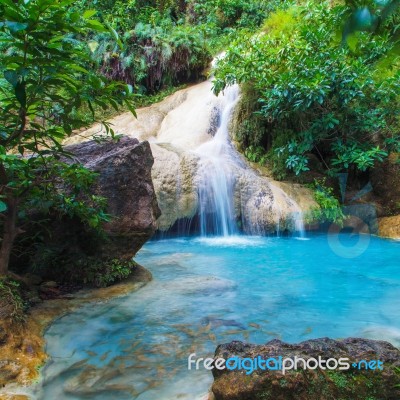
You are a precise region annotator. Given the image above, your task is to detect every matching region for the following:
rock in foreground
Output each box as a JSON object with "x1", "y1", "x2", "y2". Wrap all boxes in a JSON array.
[{"x1": 211, "y1": 338, "x2": 400, "y2": 400}]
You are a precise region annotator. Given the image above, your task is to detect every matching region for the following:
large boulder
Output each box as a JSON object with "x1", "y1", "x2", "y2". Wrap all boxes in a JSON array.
[
  {"x1": 64, "y1": 136, "x2": 161, "y2": 259},
  {"x1": 10, "y1": 136, "x2": 160, "y2": 280},
  {"x1": 211, "y1": 338, "x2": 400, "y2": 400}
]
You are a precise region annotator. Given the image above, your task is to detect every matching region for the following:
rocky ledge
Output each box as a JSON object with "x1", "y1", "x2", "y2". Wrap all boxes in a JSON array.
[
  {"x1": 379, "y1": 215, "x2": 400, "y2": 240},
  {"x1": 211, "y1": 338, "x2": 400, "y2": 400}
]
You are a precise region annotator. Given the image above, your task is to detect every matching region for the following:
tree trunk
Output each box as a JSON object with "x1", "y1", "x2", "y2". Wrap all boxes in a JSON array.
[{"x1": 0, "y1": 196, "x2": 18, "y2": 276}]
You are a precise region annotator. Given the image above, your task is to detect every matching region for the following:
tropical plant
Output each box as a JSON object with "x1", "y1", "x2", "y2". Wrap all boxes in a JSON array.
[
  {"x1": 213, "y1": 0, "x2": 400, "y2": 180},
  {"x1": 306, "y1": 179, "x2": 345, "y2": 224},
  {"x1": 0, "y1": 0, "x2": 135, "y2": 275}
]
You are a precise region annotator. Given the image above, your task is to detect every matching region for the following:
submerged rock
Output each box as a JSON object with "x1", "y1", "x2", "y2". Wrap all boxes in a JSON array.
[
  {"x1": 0, "y1": 264, "x2": 152, "y2": 393},
  {"x1": 166, "y1": 275, "x2": 236, "y2": 294},
  {"x1": 201, "y1": 317, "x2": 246, "y2": 330},
  {"x1": 211, "y1": 338, "x2": 400, "y2": 400}
]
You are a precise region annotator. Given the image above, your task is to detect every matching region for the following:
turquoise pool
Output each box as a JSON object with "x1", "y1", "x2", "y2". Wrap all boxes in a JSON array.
[{"x1": 30, "y1": 234, "x2": 400, "y2": 399}]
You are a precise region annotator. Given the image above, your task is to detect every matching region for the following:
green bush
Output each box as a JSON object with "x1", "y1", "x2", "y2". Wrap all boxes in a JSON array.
[
  {"x1": 213, "y1": 0, "x2": 400, "y2": 179},
  {"x1": 0, "y1": 278, "x2": 26, "y2": 324},
  {"x1": 306, "y1": 179, "x2": 345, "y2": 225},
  {"x1": 78, "y1": 258, "x2": 136, "y2": 288}
]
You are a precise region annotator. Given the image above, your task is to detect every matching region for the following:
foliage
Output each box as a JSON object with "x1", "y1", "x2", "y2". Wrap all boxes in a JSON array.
[
  {"x1": 69, "y1": 0, "x2": 284, "y2": 98},
  {"x1": 0, "y1": 0, "x2": 135, "y2": 275},
  {"x1": 0, "y1": 278, "x2": 26, "y2": 323},
  {"x1": 213, "y1": 0, "x2": 400, "y2": 180},
  {"x1": 191, "y1": 0, "x2": 274, "y2": 29},
  {"x1": 80, "y1": 258, "x2": 135, "y2": 287},
  {"x1": 36, "y1": 251, "x2": 136, "y2": 287},
  {"x1": 244, "y1": 145, "x2": 268, "y2": 165},
  {"x1": 93, "y1": 21, "x2": 210, "y2": 93},
  {"x1": 343, "y1": 0, "x2": 400, "y2": 45},
  {"x1": 306, "y1": 179, "x2": 345, "y2": 224}
]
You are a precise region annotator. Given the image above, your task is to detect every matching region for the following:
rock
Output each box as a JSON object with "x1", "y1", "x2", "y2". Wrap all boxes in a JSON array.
[
  {"x1": 378, "y1": 215, "x2": 400, "y2": 239},
  {"x1": 0, "y1": 360, "x2": 23, "y2": 387},
  {"x1": 63, "y1": 82, "x2": 316, "y2": 234},
  {"x1": 65, "y1": 136, "x2": 161, "y2": 258},
  {"x1": 342, "y1": 204, "x2": 379, "y2": 234},
  {"x1": 166, "y1": 275, "x2": 237, "y2": 294},
  {"x1": 40, "y1": 281, "x2": 58, "y2": 289},
  {"x1": 22, "y1": 273, "x2": 42, "y2": 287},
  {"x1": 370, "y1": 153, "x2": 400, "y2": 216},
  {"x1": 211, "y1": 338, "x2": 400, "y2": 400},
  {"x1": 0, "y1": 327, "x2": 8, "y2": 346}
]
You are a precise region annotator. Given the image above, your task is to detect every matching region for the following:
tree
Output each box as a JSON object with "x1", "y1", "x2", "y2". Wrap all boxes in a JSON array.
[
  {"x1": 0, "y1": 0, "x2": 136, "y2": 276},
  {"x1": 213, "y1": 0, "x2": 400, "y2": 179}
]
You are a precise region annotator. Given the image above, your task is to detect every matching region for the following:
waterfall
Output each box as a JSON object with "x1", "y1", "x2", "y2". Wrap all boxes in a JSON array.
[
  {"x1": 71, "y1": 76, "x2": 313, "y2": 236},
  {"x1": 195, "y1": 85, "x2": 241, "y2": 236},
  {"x1": 292, "y1": 210, "x2": 306, "y2": 238}
]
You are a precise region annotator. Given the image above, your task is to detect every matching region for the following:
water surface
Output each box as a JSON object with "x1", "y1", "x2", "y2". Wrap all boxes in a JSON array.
[{"x1": 30, "y1": 234, "x2": 400, "y2": 399}]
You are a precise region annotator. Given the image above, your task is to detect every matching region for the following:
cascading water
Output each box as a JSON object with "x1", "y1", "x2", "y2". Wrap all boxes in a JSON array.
[
  {"x1": 66, "y1": 70, "x2": 311, "y2": 236},
  {"x1": 195, "y1": 85, "x2": 241, "y2": 236}
]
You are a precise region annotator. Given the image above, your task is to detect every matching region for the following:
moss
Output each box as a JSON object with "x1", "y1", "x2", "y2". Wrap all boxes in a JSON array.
[
  {"x1": 327, "y1": 371, "x2": 351, "y2": 389},
  {"x1": 231, "y1": 83, "x2": 268, "y2": 149},
  {"x1": 279, "y1": 378, "x2": 287, "y2": 387},
  {"x1": 262, "y1": 7, "x2": 298, "y2": 37}
]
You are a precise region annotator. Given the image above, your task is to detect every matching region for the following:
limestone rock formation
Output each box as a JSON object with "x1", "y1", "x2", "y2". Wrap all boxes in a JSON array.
[
  {"x1": 65, "y1": 82, "x2": 317, "y2": 234},
  {"x1": 379, "y1": 215, "x2": 400, "y2": 239},
  {"x1": 211, "y1": 338, "x2": 400, "y2": 400}
]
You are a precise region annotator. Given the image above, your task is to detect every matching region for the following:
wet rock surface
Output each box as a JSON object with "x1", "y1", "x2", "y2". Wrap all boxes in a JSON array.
[
  {"x1": 211, "y1": 338, "x2": 400, "y2": 400},
  {"x1": 64, "y1": 82, "x2": 317, "y2": 234}
]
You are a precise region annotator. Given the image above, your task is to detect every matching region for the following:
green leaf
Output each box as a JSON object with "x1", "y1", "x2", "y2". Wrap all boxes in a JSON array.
[
  {"x1": 86, "y1": 20, "x2": 108, "y2": 32},
  {"x1": 125, "y1": 100, "x2": 137, "y2": 118},
  {"x1": 83, "y1": 10, "x2": 97, "y2": 19},
  {"x1": 88, "y1": 40, "x2": 99, "y2": 53},
  {"x1": 15, "y1": 81, "x2": 26, "y2": 107},
  {"x1": 105, "y1": 22, "x2": 123, "y2": 49}
]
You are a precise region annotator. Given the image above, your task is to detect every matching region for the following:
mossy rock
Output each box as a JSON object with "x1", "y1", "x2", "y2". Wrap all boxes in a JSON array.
[{"x1": 212, "y1": 338, "x2": 400, "y2": 400}]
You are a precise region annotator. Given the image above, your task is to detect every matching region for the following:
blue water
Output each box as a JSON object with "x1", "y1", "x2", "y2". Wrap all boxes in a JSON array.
[{"x1": 27, "y1": 234, "x2": 400, "y2": 399}]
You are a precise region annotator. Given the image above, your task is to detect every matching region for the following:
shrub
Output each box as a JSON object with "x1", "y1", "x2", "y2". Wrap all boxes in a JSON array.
[
  {"x1": 0, "y1": 278, "x2": 26, "y2": 324},
  {"x1": 306, "y1": 179, "x2": 345, "y2": 225}
]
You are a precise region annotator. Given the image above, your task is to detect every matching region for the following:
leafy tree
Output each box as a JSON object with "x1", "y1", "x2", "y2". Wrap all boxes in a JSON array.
[
  {"x1": 0, "y1": 0, "x2": 135, "y2": 276},
  {"x1": 213, "y1": 0, "x2": 400, "y2": 179}
]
